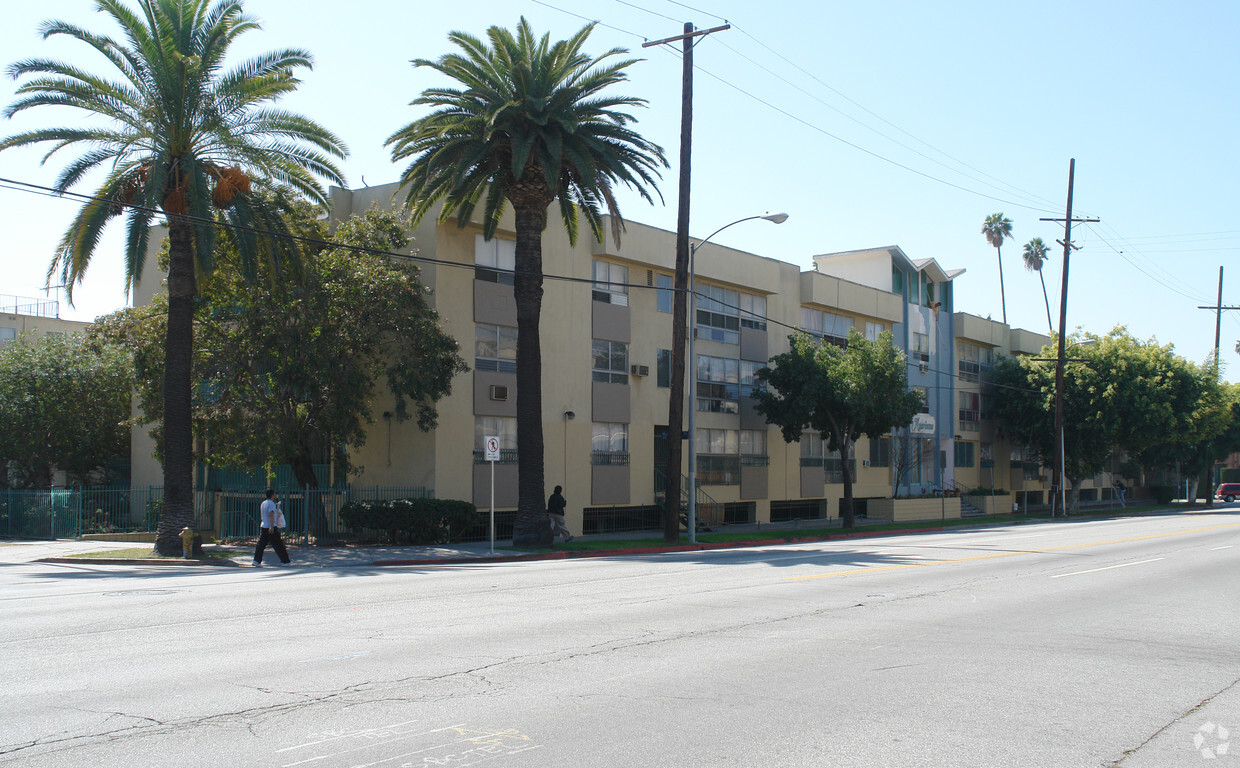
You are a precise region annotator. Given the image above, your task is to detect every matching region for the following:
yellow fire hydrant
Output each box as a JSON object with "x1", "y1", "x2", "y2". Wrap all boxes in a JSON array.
[{"x1": 180, "y1": 526, "x2": 196, "y2": 559}]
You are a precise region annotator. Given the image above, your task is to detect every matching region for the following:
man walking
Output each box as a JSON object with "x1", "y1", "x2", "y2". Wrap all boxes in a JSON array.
[
  {"x1": 547, "y1": 485, "x2": 573, "y2": 543},
  {"x1": 253, "y1": 489, "x2": 291, "y2": 566}
]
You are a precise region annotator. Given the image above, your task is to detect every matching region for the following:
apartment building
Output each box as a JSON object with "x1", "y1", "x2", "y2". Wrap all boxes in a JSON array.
[
  {"x1": 127, "y1": 181, "x2": 1061, "y2": 531},
  {"x1": 0, "y1": 294, "x2": 90, "y2": 342}
]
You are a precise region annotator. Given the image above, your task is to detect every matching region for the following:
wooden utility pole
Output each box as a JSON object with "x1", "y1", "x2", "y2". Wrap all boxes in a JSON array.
[
  {"x1": 643, "y1": 22, "x2": 729, "y2": 543},
  {"x1": 1040, "y1": 159, "x2": 1098, "y2": 517},
  {"x1": 1196, "y1": 267, "x2": 1239, "y2": 375}
]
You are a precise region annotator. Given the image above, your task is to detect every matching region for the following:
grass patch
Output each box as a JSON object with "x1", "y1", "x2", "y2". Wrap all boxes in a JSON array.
[{"x1": 68, "y1": 547, "x2": 246, "y2": 560}]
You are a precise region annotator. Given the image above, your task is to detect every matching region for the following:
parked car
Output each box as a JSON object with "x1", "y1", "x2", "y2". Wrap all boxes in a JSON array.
[{"x1": 1216, "y1": 483, "x2": 1240, "y2": 503}]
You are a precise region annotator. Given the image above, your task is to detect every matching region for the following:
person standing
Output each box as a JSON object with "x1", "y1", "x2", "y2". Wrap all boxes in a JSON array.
[
  {"x1": 1113, "y1": 480, "x2": 1127, "y2": 508},
  {"x1": 547, "y1": 485, "x2": 573, "y2": 543},
  {"x1": 253, "y1": 489, "x2": 291, "y2": 566}
]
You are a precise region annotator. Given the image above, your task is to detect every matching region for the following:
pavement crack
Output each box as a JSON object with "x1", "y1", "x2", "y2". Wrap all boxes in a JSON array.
[{"x1": 1108, "y1": 676, "x2": 1240, "y2": 766}]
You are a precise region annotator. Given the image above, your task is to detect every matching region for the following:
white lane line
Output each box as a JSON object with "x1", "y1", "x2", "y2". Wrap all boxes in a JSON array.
[
  {"x1": 1210, "y1": 545, "x2": 1234, "y2": 551},
  {"x1": 1051, "y1": 558, "x2": 1165, "y2": 579}
]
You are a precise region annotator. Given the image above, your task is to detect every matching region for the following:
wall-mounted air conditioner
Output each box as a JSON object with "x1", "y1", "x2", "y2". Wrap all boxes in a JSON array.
[
  {"x1": 630, "y1": 364, "x2": 650, "y2": 377},
  {"x1": 489, "y1": 384, "x2": 509, "y2": 401}
]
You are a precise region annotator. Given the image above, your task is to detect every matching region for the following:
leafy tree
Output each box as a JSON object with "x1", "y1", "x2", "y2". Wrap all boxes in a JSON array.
[
  {"x1": 1021, "y1": 237, "x2": 1054, "y2": 332},
  {"x1": 0, "y1": 333, "x2": 130, "y2": 488},
  {"x1": 990, "y1": 328, "x2": 1223, "y2": 512},
  {"x1": 1139, "y1": 381, "x2": 1240, "y2": 505},
  {"x1": 982, "y1": 213, "x2": 1014, "y2": 325},
  {"x1": 93, "y1": 205, "x2": 468, "y2": 490},
  {"x1": 1, "y1": 0, "x2": 347, "y2": 554},
  {"x1": 755, "y1": 329, "x2": 922, "y2": 528},
  {"x1": 386, "y1": 17, "x2": 666, "y2": 547}
]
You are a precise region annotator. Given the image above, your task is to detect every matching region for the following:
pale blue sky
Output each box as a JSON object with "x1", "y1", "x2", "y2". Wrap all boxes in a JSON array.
[{"x1": 2, "y1": 1, "x2": 1237, "y2": 377}]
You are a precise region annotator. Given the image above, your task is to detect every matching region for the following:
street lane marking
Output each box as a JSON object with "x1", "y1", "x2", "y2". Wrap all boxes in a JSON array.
[
  {"x1": 1210, "y1": 545, "x2": 1234, "y2": 551},
  {"x1": 784, "y1": 522, "x2": 1240, "y2": 582},
  {"x1": 1050, "y1": 558, "x2": 1165, "y2": 579}
]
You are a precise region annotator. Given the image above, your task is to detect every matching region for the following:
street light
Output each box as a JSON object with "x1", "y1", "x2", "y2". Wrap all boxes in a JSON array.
[{"x1": 686, "y1": 212, "x2": 789, "y2": 542}]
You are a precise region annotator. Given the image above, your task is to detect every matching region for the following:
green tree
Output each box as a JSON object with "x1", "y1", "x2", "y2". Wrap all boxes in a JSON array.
[
  {"x1": 1, "y1": 0, "x2": 347, "y2": 554},
  {"x1": 1021, "y1": 237, "x2": 1053, "y2": 332},
  {"x1": 982, "y1": 213, "x2": 1014, "y2": 325},
  {"x1": 990, "y1": 329, "x2": 1223, "y2": 512},
  {"x1": 386, "y1": 17, "x2": 666, "y2": 547},
  {"x1": 755, "y1": 329, "x2": 922, "y2": 528},
  {"x1": 93, "y1": 205, "x2": 468, "y2": 490},
  {"x1": 0, "y1": 333, "x2": 131, "y2": 488}
]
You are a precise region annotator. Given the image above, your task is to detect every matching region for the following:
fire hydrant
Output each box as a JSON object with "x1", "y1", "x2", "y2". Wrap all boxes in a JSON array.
[{"x1": 180, "y1": 526, "x2": 196, "y2": 559}]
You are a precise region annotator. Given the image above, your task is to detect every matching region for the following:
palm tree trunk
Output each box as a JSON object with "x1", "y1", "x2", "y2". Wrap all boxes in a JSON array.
[
  {"x1": 154, "y1": 219, "x2": 197, "y2": 555},
  {"x1": 511, "y1": 203, "x2": 553, "y2": 549},
  {"x1": 995, "y1": 246, "x2": 1007, "y2": 325},
  {"x1": 1039, "y1": 271, "x2": 1053, "y2": 333}
]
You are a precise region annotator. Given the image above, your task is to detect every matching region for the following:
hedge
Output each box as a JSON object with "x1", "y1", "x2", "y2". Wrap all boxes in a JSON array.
[{"x1": 338, "y1": 498, "x2": 479, "y2": 545}]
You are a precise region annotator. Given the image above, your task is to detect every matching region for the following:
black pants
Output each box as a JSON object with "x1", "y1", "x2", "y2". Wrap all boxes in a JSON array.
[{"x1": 254, "y1": 527, "x2": 290, "y2": 564}]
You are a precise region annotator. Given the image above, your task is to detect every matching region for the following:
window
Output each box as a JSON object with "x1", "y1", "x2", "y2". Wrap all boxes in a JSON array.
[
  {"x1": 696, "y1": 428, "x2": 741, "y2": 485},
  {"x1": 892, "y1": 267, "x2": 904, "y2": 295},
  {"x1": 593, "y1": 261, "x2": 628, "y2": 305},
  {"x1": 869, "y1": 436, "x2": 891, "y2": 468},
  {"x1": 739, "y1": 293, "x2": 766, "y2": 330},
  {"x1": 800, "y1": 430, "x2": 825, "y2": 467},
  {"x1": 475, "y1": 234, "x2": 515, "y2": 285},
  {"x1": 474, "y1": 416, "x2": 517, "y2": 463},
  {"x1": 824, "y1": 449, "x2": 857, "y2": 485},
  {"x1": 656, "y1": 348, "x2": 672, "y2": 388},
  {"x1": 915, "y1": 386, "x2": 930, "y2": 414},
  {"x1": 957, "y1": 341, "x2": 992, "y2": 382},
  {"x1": 923, "y1": 276, "x2": 935, "y2": 307},
  {"x1": 865, "y1": 322, "x2": 887, "y2": 342},
  {"x1": 801, "y1": 307, "x2": 853, "y2": 347},
  {"x1": 955, "y1": 441, "x2": 975, "y2": 468},
  {"x1": 0, "y1": 327, "x2": 15, "y2": 345},
  {"x1": 696, "y1": 283, "x2": 740, "y2": 344},
  {"x1": 592, "y1": 340, "x2": 628, "y2": 384},
  {"x1": 739, "y1": 429, "x2": 767, "y2": 459},
  {"x1": 740, "y1": 360, "x2": 766, "y2": 399},
  {"x1": 912, "y1": 331, "x2": 930, "y2": 362},
  {"x1": 592, "y1": 422, "x2": 629, "y2": 464},
  {"x1": 475, "y1": 324, "x2": 517, "y2": 372},
  {"x1": 959, "y1": 392, "x2": 980, "y2": 431},
  {"x1": 656, "y1": 273, "x2": 673, "y2": 313},
  {"x1": 696, "y1": 354, "x2": 739, "y2": 413}
]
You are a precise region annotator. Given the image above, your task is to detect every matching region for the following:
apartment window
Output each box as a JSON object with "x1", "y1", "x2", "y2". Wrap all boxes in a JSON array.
[
  {"x1": 955, "y1": 441, "x2": 975, "y2": 468},
  {"x1": 865, "y1": 322, "x2": 887, "y2": 342},
  {"x1": 801, "y1": 307, "x2": 854, "y2": 348},
  {"x1": 912, "y1": 331, "x2": 930, "y2": 362},
  {"x1": 800, "y1": 430, "x2": 825, "y2": 467},
  {"x1": 740, "y1": 360, "x2": 766, "y2": 399},
  {"x1": 959, "y1": 392, "x2": 980, "y2": 432},
  {"x1": 474, "y1": 416, "x2": 517, "y2": 463},
  {"x1": 696, "y1": 283, "x2": 740, "y2": 344},
  {"x1": 592, "y1": 340, "x2": 628, "y2": 384},
  {"x1": 915, "y1": 386, "x2": 930, "y2": 414},
  {"x1": 869, "y1": 436, "x2": 891, "y2": 468},
  {"x1": 957, "y1": 341, "x2": 992, "y2": 383},
  {"x1": 696, "y1": 354, "x2": 739, "y2": 413},
  {"x1": 475, "y1": 234, "x2": 515, "y2": 285},
  {"x1": 892, "y1": 267, "x2": 904, "y2": 296},
  {"x1": 740, "y1": 293, "x2": 766, "y2": 330},
  {"x1": 696, "y1": 428, "x2": 741, "y2": 485},
  {"x1": 593, "y1": 261, "x2": 629, "y2": 305},
  {"x1": 923, "y1": 277, "x2": 935, "y2": 307},
  {"x1": 591, "y1": 422, "x2": 629, "y2": 464},
  {"x1": 824, "y1": 448, "x2": 857, "y2": 484},
  {"x1": 740, "y1": 429, "x2": 767, "y2": 461},
  {"x1": 656, "y1": 273, "x2": 673, "y2": 313},
  {"x1": 475, "y1": 324, "x2": 517, "y2": 372},
  {"x1": 656, "y1": 348, "x2": 672, "y2": 388}
]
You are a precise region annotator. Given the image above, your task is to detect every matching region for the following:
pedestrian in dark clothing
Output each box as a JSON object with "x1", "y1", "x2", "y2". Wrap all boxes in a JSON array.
[
  {"x1": 1113, "y1": 480, "x2": 1127, "y2": 508},
  {"x1": 547, "y1": 485, "x2": 573, "y2": 543},
  {"x1": 253, "y1": 489, "x2": 291, "y2": 566}
]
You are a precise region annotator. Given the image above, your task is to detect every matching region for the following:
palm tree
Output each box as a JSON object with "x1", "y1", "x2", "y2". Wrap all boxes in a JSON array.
[
  {"x1": 1, "y1": 0, "x2": 346, "y2": 554},
  {"x1": 387, "y1": 17, "x2": 666, "y2": 548},
  {"x1": 981, "y1": 213, "x2": 1014, "y2": 324},
  {"x1": 1022, "y1": 237, "x2": 1054, "y2": 332}
]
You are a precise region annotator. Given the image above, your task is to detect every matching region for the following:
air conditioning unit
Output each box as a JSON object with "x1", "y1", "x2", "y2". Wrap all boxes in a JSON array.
[
  {"x1": 630, "y1": 364, "x2": 650, "y2": 377},
  {"x1": 862, "y1": 459, "x2": 871, "y2": 467},
  {"x1": 488, "y1": 384, "x2": 509, "y2": 401},
  {"x1": 918, "y1": 362, "x2": 928, "y2": 374}
]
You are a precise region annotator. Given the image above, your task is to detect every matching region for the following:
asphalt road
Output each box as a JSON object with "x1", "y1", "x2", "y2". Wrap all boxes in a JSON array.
[{"x1": 2, "y1": 510, "x2": 1238, "y2": 768}]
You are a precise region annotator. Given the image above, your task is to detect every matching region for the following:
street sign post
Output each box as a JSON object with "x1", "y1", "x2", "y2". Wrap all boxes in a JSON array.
[{"x1": 484, "y1": 435, "x2": 500, "y2": 554}]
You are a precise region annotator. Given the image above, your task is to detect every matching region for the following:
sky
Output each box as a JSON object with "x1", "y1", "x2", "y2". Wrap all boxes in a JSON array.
[{"x1": 2, "y1": 0, "x2": 1238, "y2": 378}]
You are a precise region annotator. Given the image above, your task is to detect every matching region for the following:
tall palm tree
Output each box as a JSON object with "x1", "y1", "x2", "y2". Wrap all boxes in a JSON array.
[
  {"x1": 1, "y1": 0, "x2": 346, "y2": 554},
  {"x1": 981, "y1": 213, "x2": 1014, "y2": 324},
  {"x1": 1022, "y1": 237, "x2": 1054, "y2": 332},
  {"x1": 387, "y1": 17, "x2": 665, "y2": 548}
]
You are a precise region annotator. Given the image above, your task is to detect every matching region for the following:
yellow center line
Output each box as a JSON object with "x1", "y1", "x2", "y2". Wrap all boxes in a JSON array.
[{"x1": 784, "y1": 522, "x2": 1240, "y2": 582}]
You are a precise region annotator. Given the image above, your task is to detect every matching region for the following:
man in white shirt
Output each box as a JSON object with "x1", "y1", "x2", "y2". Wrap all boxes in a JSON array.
[{"x1": 253, "y1": 489, "x2": 291, "y2": 566}]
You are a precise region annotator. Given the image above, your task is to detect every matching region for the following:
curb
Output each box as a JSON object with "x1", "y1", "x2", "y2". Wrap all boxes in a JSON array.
[{"x1": 37, "y1": 557, "x2": 241, "y2": 566}]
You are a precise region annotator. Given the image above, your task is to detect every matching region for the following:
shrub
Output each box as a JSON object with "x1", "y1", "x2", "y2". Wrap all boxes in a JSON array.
[
  {"x1": 339, "y1": 497, "x2": 479, "y2": 544},
  {"x1": 1149, "y1": 484, "x2": 1176, "y2": 504},
  {"x1": 965, "y1": 487, "x2": 1010, "y2": 496}
]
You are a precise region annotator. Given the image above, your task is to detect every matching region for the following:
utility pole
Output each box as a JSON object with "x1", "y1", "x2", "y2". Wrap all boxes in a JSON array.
[
  {"x1": 1196, "y1": 267, "x2": 1239, "y2": 376},
  {"x1": 643, "y1": 22, "x2": 729, "y2": 543},
  {"x1": 1040, "y1": 159, "x2": 1099, "y2": 517}
]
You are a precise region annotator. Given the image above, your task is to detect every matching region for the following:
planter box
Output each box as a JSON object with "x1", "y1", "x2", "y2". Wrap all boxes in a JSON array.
[
  {"x1": 964, "y1": 495, "x2": 1014, "y2": 515},
  {"x1": 868, "y1": 497, "x2": 961, "y2": 523}
]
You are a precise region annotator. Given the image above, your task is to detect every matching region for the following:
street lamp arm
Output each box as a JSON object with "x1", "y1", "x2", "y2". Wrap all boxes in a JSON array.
[{"x1": 692, "y1": 212, "x2": 789, "y2": 254}]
